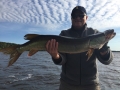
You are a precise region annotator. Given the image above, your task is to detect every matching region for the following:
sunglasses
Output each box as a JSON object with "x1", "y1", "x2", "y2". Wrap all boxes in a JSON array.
[{"x1": 72, "y1": 14, "x2": 85, "y2": 19}]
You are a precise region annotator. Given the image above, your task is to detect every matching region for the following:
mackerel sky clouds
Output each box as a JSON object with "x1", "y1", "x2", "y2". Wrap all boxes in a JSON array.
[{"x1": 0, "y1": 0, "x2": 120, "y2": 51}]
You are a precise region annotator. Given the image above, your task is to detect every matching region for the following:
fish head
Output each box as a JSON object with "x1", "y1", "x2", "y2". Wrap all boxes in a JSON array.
[
  {"x1": 104, "y1": 29, "x2": 116, "y2": 41},
  {"x1": 89, "y1": 29, "x2": 116, "y2": 49}
]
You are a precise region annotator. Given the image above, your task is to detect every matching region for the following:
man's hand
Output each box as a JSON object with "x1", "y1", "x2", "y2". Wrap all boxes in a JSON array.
[
  {"x1": 46, "y1": 39, "x2": 60, "y2": 59},
  {"x1": 99, "y1": 42, "x2": 109, "y2": 56},
  {"x1": 100, "y1": 50, "x2": 108, "y2": 55}
]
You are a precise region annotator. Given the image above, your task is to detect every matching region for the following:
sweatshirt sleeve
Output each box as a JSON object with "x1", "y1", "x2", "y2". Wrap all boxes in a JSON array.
[
  {"x1": 96, "y1": 43, "x2": 113, "y2": 65},
  {"x1": 52, "y1": 53, "x2": 67, "y2": 65},
  {"x1": 93, "y1": 29, "x2": 113, "y2": 65}
]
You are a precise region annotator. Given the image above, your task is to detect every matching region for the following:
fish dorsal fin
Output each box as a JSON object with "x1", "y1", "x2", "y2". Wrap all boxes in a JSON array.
[
  {"x1": 24, "y1": 34, "x2": 40, "y2": 40},
  {"x1": 28, "y1": 49, "x2": 39, "y2": 56}
]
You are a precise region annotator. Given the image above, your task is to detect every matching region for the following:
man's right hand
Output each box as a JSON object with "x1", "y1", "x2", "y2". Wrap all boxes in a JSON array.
[{"x1": 46, "y1": 39, "x2": 60, "y2": 59}]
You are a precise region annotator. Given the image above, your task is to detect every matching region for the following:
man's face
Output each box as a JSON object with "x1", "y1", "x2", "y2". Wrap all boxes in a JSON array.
[{"x1": 71, "y1": 11, "x2": 88, "y2": 29}]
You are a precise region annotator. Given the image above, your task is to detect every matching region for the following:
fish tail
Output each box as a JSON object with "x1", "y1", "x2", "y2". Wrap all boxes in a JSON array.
[
  {"x1": 0, "y1": 45, "x2": 22, "y2": 66},
  {"x1": 0, "y1": 45, "x2": 19, "y2": 54},
  {"x1": 8, "y1": 50, "x2": 22, "y2": 67}
]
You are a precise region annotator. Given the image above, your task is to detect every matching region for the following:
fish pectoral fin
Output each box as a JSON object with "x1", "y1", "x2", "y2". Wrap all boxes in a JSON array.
[
  {"x1": 28, "y1": 49, "x2": 39, "y2": 56},
  {"x1": 24, "y1": 34, "x2": 40, "y2": 40},
  {"x1": 8, "y1": 50, "x2": 22, "y2": 67},
  {"x1": 86, "y1": 48, "x2": 94, "y2": 61}
]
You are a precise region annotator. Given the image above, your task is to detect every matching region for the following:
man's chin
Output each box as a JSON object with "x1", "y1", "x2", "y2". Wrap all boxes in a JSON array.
[
  {"x1": 74, "y1": 24, "x2": 83, "y2": 28},
  {"x1": 74, "y1": 26, "x2": 83, "y2": 29}
]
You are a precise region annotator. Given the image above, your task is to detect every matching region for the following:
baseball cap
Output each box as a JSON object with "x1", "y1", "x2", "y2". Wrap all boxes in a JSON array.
[{"x1": 71, "y1": 6, "x2": 87, "y2": 16}]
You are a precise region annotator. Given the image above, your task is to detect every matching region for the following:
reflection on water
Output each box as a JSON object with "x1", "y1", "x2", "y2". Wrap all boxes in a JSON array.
[{"x1": 0, "y1": 51, "x2": 120, "y2": 90}]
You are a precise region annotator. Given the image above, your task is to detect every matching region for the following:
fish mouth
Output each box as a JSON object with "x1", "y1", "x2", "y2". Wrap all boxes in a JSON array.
[{"x1": 104, "y1": 29, "x2": 116, "y2": 41}]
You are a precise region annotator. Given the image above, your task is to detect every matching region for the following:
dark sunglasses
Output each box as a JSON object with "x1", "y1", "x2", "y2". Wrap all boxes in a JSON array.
[{"x1": 72, "y1": 14, "x2": 85, "y2": 19}]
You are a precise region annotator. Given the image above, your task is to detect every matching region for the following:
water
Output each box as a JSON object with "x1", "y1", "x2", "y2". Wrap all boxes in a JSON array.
[{"x1": 0, "y1": 51, "x2": 120, "y2": 90}]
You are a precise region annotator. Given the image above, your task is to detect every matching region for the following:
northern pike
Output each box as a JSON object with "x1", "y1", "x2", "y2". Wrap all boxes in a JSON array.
[{"x1": 0, "y1": 29, "x2": 116, "y2": 66}]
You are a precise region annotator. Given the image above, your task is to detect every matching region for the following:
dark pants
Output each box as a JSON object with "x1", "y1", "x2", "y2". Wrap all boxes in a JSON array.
[{"x1": 59, "y1": 79, "x2": 101, "y2": 90}]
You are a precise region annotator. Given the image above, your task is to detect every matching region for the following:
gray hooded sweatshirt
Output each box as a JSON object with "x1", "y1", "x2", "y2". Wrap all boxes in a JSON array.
[{"x1": 52, "y1": 24, "x2": 113, "y2": 85}]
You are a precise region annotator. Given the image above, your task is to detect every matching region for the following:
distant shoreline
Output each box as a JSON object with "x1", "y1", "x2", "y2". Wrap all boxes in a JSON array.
[{"x1": 112, "y1": 51, "x2": 120, "y2": 52}]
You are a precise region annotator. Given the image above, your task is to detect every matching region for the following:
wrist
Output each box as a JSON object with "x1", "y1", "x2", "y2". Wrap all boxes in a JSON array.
[
  {"x1": 52, "y1": 54, "x2": 60, "y2": 59},
  {"x1": 100, "y1": 50, "x2": 108, "y2": 55}
]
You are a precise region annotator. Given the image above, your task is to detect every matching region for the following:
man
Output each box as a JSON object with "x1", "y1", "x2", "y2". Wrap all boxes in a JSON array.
[{"x1": 46, "y1": 6, "x2": 113, "y2": 90}]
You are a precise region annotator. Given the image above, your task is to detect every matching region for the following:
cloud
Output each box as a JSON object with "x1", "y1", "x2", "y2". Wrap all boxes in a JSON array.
[
  {"x1": 0, "y1": 0, "x2": 120, "y2": 31},
  {"x1": 86, "y1": 0, "x2": 120, "y2": 29},
  {"x1": 0, "y1": 0, "x2": 119, "y2": 50}
]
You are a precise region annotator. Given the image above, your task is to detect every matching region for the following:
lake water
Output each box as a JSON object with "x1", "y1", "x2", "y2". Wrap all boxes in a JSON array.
[{"x1": 0, "y1": 51, "x2": 120, "y2": 90}]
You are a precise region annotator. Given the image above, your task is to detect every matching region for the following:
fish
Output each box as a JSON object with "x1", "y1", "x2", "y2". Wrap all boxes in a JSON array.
[{"x1": 0, "y1": 29, "x2": 116, "y2": 66}]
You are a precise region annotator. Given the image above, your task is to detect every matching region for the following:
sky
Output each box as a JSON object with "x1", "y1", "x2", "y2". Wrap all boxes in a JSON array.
[{"x1": 0, "y1": 0, "x2": 120, "y2": 51}]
